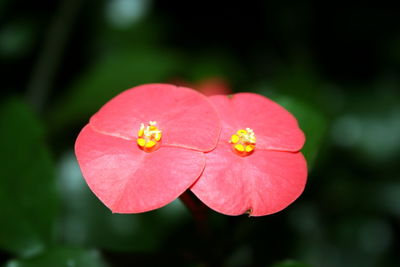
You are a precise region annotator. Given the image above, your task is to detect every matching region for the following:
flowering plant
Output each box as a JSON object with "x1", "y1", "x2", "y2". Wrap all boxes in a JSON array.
[{"x1": 75, "y1": 84, "x2": 307, "y2": 216}]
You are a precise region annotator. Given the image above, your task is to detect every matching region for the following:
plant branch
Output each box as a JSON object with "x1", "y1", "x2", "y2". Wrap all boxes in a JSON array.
[
  {"x1": 26, "y1": 0, "x2": 81, "y2": 112},
  {"x1": 179, "y1": 190, "x2": 211, "y2": 238}
]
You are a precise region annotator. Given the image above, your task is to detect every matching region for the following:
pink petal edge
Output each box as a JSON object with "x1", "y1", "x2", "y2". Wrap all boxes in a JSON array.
[
  {"x1": 89, "y1": 84, "x2": 221, "y2": 152},
  {"x1": 75, "y1": 124, "x2": 206, "y2": 213},
  {"x1": 208, "y1": 93, "x2": 305, "y2": 152},
  {"x1": 191, "y1": 143, "x2": 307, "y2": 216}
]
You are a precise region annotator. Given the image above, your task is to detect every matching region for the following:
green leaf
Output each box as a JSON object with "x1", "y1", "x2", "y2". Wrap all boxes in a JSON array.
[
  {"x1": 271, "y1": 259, "x2": 312, "y2": 267},
  {"x1": 49, "y1": 48, "x2": 181, "y2": 130},
  {"x1": 5, "y1": 247, "x2": 109, "y2": 267},
  {"x1": 0, "y1": 98, "x2": 58, "y2": 256}
]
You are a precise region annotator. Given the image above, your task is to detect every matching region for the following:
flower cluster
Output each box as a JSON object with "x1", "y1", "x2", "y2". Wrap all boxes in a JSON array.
[{"x1": 75, "y1": 84, "x2": 307, "y2": 216}]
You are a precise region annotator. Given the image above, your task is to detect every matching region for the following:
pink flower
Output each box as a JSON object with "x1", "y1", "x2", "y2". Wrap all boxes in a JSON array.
[
  {"x1": 75, "y1": 84, "x2": 221, "y2": 213},
  {"x1": 191, "y1": 93, "x2": 307, "y2": 216}
]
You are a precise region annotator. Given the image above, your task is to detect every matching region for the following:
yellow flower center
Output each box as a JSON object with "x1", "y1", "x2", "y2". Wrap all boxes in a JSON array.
[
  {"x1": 137, "y1": 121, "x2": 162, "y2": 152},
  {"x1": 229, "y1": 128, "x2": 256, "y2": 155}
]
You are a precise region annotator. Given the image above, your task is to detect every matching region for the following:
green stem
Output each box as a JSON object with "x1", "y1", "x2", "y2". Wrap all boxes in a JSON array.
[{"x1": 26, "y1": 0, "x2": 81, "y2": 112}]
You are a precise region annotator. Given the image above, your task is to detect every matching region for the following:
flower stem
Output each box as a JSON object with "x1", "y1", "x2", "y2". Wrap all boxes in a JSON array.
[
  {"x1": 180, "y1": 191, "x2": 225, "y2": 266},
  {"x1": 179, "y1": 190, "x2": 210, "y2": 238}
]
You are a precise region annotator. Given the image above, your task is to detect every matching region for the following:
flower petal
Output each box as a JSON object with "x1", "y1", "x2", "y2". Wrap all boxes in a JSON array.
[
  {"x1": 190, "y1": 143, "x2": 307, "y2": 216},
  {"x1": 75, "y1": 125, "x2": 205, "y2": 213},
  {"x1": 89, "y1": 84, "x2": 221, "y2": 152},
  {"x1": 209, "y1": 93, "x2": 305, "y2": 152}
]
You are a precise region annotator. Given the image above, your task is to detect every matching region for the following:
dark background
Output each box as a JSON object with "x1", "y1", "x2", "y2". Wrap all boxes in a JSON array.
[{"x1": 1, "y1": 0, "x2": 400, "y2": 266}]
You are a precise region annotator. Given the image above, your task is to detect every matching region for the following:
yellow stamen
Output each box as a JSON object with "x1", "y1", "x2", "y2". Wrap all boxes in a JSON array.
[
  {"x1": 245, "y1": 145, "x2": 255, "y2": 152},
  {"x1": 154, "y1": 132, "x2": 162, "y2": 141},
  {"x1": 230, "y1": 128, "x2": 256, "y2": 156},
  {"x1": 234, "y1": 144, "x2": 245, "y2": 152},
  {"x1": 138, "y1": 127, "x2": 144, "y2": 137},
  {"x1": 237, "y1": 129, "x2": 247, "y2": 136},
  {"x1": 137, "y1": 138, "x2": 146, "y2": 147},
  {"x1": 230, "y1": 134, "x2": 239, "y2": 144},
  {"x1": 136, "y1": 121, "x2": 162, "y2": 152},
  {"x1": 145, "y1": 140, "x2": 156, "y2": 148}
]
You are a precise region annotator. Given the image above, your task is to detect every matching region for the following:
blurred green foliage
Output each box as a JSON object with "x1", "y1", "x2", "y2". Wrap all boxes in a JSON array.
[
  {"x1": 50, "y1": 47, "x2": 181, "y2": 130},
  {"x1": 1, "y1": 0, "x2": 399, "y2": 266},
  {"x1": 0, "y1": 98, "x2": 57, "y2": 257},
  {"x1": 271, "y1": 260, "x2": 312, "y2": 267},
  {"x1": 5, "y1": 247, "x2": 108, "y2": 267}
]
